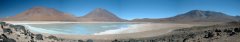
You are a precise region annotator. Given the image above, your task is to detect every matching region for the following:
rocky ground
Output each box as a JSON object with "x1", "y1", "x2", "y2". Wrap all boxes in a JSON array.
[
  {"x1": 0, "y1": 21, "x2": 240, "y2": 42},
  {"x1": 0, "y1": 21, "x2": 95, "y2": 42},
  {"x1": 112, "y1": 21, "x2": 240, "y2": 42}
]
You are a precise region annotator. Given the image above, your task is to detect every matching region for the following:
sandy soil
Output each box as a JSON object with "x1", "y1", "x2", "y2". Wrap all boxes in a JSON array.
[
  {"x1": 50, "y1": 23, "x2": 200, "y2": 40},
  {"x1": 4, "y1": 21, "x2": 204, "y2": 40}
]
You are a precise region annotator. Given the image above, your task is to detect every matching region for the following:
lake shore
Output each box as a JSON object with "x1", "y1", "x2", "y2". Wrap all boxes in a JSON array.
[
  {"x1": 4, "y1": 21, "x2": 147, "y2": 25},
  {"x1": 4, "y1": 21, "x2": 204, "y2": 40}
]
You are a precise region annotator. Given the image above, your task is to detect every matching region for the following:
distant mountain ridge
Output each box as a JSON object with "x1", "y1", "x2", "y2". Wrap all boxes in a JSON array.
[
  {"x1": 168, "y1": 10, "x2": 237, "y2": 22},
  {"x1": 131, "y1": 10, "x2": 239, "y2": 22},
  {"x1": 2, "y1": 7, "x2": 125, "y2": 22},
  {"x1": 1, "y1": 6, "x2": 239, "y2": 22},
  {"x1": 236, "y1": 16, "x2": 240, "y2": 21}
]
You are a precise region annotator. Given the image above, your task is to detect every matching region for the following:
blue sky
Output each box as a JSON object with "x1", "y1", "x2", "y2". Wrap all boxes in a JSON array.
[{"x1": 0, "y1": 0, "x2": 239, "y2": 20}]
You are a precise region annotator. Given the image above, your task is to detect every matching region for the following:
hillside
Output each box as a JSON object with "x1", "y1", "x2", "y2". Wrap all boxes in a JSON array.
[
  {"x1": 3, "y1": 7, "x2": 77, "y2": 21},
  {"x1": 131, "y1": 10, "x2": 238, "y2": 22},
  {"x1": 168, "y1": 10, "x2": 237, "y2": 22},
  {"x1": 2, "y1": 7, "x2": 126, "y2": 22},
  {"x1": 78, "y1": 8, "x2": 126, "y2": 22}
]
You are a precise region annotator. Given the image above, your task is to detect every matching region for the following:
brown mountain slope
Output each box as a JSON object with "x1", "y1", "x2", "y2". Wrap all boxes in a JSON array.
[
  {"x1": 168, "y1": 10, "x2": 237, "y2": 22},
  {"x1": 236, "y1": 16, "x2": 240, "y2": 21},
  {"x1": 131, "y1": 10, "x2": 238, "y2": 22},
  {"x1": 4, "y1": 7, "x2": 77, "y2": 21},
  {"x1": 78, "y1": 8, "x2": 125, "y2": 22}
]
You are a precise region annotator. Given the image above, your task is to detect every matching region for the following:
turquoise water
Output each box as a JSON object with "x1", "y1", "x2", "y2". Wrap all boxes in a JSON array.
[{"x1": 24, "y1": 23, "x2": 135, "y2": 35}]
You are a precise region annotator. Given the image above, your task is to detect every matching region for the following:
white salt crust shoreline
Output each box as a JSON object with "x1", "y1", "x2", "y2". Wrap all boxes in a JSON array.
[
  {"x1": 5, "y1": 21, "x2": 152, "y2": 35},
  {"x1": 4, "y1": 21, "x2": 198, "y2": 40}
]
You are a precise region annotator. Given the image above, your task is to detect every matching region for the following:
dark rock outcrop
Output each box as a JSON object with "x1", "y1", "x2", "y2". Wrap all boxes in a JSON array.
[
  {"x1": 0, "y1": 34, "x2": 16, "y2": 42},
  {"x1": 10, "y1": 25, "x2": 28, "y2": 35},
  {"x1": 0, "y1": 22, "x2": 54, "y2": 42},
  {"x1": 0, "y1": 21, "x2": 91, "y2": 42},
  {"x1": 47, "y1": 35, "x2": 58, "y2": 40},
  {"x1": 3, "y1": 38, "x2": 16, "y2": 42},
  {"x1": 78, "y1": 40, "x2": 84, "y2": 42},
  {"x1": 35, "y1": 34, "x2": 43, "y2": 40},
  {"x1": 87, "y1": 39, "x2": 93, "y2": 42},
  {"x1": 0, "y1": 22, "x2": 6, "y2": 26},
  {"x1": 2, "y1": 28, "x2": 12, "y2": 34}
]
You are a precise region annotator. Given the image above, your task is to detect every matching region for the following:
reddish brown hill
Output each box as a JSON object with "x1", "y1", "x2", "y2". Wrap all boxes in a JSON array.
[
  {"x1": 4, "y1": 7, "x2": 77, "y2": 21},
  {"x1": 78, "y1": 8, "x2": 126, "y2": 22}
]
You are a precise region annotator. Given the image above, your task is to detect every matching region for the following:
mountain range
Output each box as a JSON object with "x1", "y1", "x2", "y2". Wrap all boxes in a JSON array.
[
  {"x1": 0, "y1": 6, "x2": 239, "y2": 22},
  {"x1": 168, "y1": 10, "x2": 238, "y2": 22},
  {"x1": 1, "y1": 7, "x2": 125, "y2": 22},
  {"x1": 131, "y1": 10, "x2": 239, "y2": 22}
]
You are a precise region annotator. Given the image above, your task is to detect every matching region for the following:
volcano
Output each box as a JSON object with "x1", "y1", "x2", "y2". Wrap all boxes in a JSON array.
[
  {"x1": 4, "y1": 7, "x2": 77, "y2": 21},
  {"x1": 78, "y1": 8, "x2": 125, "y2": 22}
]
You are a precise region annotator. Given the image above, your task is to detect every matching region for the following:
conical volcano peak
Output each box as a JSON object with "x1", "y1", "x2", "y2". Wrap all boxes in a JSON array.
[
  {"x1": 190, "y1": 10, "x2": 204, "y2": 12},
  {"x1": 187, "y1": 10, "x2": 206, "y2": 15},
  {"x1": 32, "y1": 6, "x2": 47, "y2": 9},
  {"x1": 95, "y1": 8, "x2": 105, "y2": 10},
  {"x1": 84, "y1": 8, "x2": 116, "y2": 17},
  {"x1": 79, "y1": 8, "x2": 125, "y2": 22},
  {"x1": 91, "y1": 8, "x2": 109, "y2": 13},
  {"x1": 30, "y1": 6, "x2": 53, "y2": 11}
]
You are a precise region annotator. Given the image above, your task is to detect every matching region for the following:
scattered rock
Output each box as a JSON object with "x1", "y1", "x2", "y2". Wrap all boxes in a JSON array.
[
  {"x1": 2, "y1": 29, "x2": 12, "y2": 34},
  {"x1": 111, "y1": 21, "x2": 240, "y2": 42},
  {"x1": 229, "y1": 32, "x2": 236, "y2": 36},
  {"x1": 0, "y1": 22, "x2": 6, "y2": 26},
  {"x1": 224, "y1": 29, "x2": 232, "y2": 33},
  {"x1": 78, "y1": 40, "x2": 84, "y2": 42},
  {"x1": 11, "y1": 25, "x2": 28, "y2": 35},
  {"x1": 203, "y1": 31, "x2": 214, "y2": 38},
  {"x1": 234, "y1": 28, "x2": 240, "y2": 32},
  {"x1": 128, "y1": 39, "x2": 137, "y2": 42},
  {"x1": 47, "y1": 35, "x2": 58, "y2": 40},
  {"x1": 112, "y1": 39, "x2": 120, "y2": 42},
  {"x1": 3, "y1": 38, "x2": 16, "y2": 42},
  {"x1": 30, "y1": 39, "x2": 34, "y2": 42},
  {"x1": 215, "y1": 29, "x2": 221, "y2": 32},
  {"x1": 0, "y1": 34, "x2": 16, "y2": 42},
  {"x1": 87, "y1": 39, "x2": 93, "y2": 42},
  {"x1": 35, "y1": 34, "x2": 43, "y2": 40}
]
